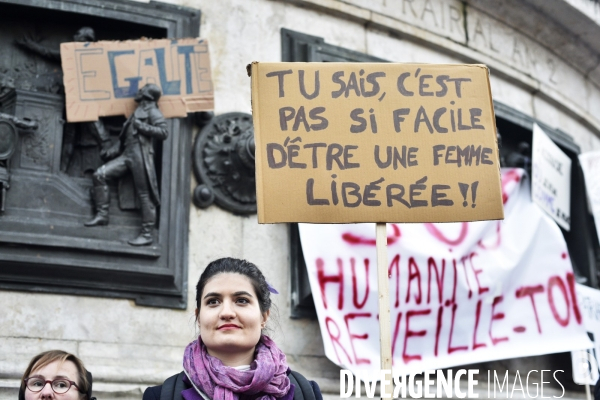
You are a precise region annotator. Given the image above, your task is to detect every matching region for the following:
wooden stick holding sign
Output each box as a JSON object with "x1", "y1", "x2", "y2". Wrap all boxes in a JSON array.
[
  {"x1": 585, "y1": 384, "x2": 592, "y2": 400},
  {"x1": 249, "y1": 61, "x2": 503, "y2": 391},
  {"x1": 376, "y1": 223, "x2": 392, "y2": 398}
]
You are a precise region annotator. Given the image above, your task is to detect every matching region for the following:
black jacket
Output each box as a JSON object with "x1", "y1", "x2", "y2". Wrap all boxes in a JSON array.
[{"x1": 143, "y1": 370, "x2": 322, "y2": 400}]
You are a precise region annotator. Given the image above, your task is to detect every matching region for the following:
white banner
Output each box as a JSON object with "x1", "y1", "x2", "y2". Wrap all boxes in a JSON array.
[
  {"x1": 300, "y1": 169, "x2": 591, "y2": 377},
  {"x1": 572, "y1": 284, "x2": 600, "y2": 385},
  {"x1": 579, "y1": 151, "x2": 600, "y2": 247},
  {"x1": 532, "y1": 123, "x2": 572, "y2": 231}
]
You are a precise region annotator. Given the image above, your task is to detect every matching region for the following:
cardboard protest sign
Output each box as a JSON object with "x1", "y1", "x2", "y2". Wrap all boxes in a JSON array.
[
  {"x1": 571, "y1": 284, "x2": 600, "y2": 385},
  {"x1": 250, "y1": 62, "x2": 503, "y2": 224},
  {"x1": 299, "y1": 169, "x2": 591, "y2": 377},
  {"x1": 579, "y1": 151, "x2": 600, "y2": 246},
  {"x1": 61, "y1": 38, "x2": 213, "y2": 122},
  {"x1": 532, "y1": 123, "x2": 571, "y2": 231}
]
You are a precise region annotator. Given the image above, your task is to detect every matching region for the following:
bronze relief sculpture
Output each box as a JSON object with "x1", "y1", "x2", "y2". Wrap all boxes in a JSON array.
[
  {"x1": 12, "y1": 25, "x2": 169, "y2": 246},
  {"x1": 0, "y1": 112, "x2": 38, "y2": 212},
  {"x1": 0, "y1": 0, "x2": 197, "y2": 308},
  {"x1": 85, "y1": 84, "x2": 167, "y2": 246},
  {"x1": 15, "y1": 27, "x2": 112, "y2": 178}
]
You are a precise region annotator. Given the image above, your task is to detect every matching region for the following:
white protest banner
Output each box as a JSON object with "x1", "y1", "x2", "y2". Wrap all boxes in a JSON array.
[
  {"x1": 572, "y1": 284, "x2": 600, "y2": 385},
  {"x1": 300, "y1": 169, "x2": 591, "y2": 377},
  {"x1": 579, "y1": 151, "x2": 600, "y2": 247},
  {"x1": 532, "y1": 123, "x2": 572, "y2": 230}
]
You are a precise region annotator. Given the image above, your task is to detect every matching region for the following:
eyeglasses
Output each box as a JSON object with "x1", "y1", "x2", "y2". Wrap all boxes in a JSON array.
[{"x1": 24, "y1": 378, "x2": 81, "y2": 394}]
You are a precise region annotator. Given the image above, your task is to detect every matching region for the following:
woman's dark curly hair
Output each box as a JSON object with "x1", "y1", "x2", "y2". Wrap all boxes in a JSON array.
[{"x1": 195, "y1": 257, "x2": 273, "y2": 314}]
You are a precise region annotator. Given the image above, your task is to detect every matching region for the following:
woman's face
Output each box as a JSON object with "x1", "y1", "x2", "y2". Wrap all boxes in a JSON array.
[
  {"x1": 198, "y1": 273, "x2": 268, "y2": 366},
  {"x1": 25, "y1": 360, "x2": 83, "y2": 400}
]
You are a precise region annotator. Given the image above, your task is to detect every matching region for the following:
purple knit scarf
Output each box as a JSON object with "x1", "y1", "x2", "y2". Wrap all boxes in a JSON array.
[{"x1": 183, "y1": 335, "x2": 291, "y2": 400}]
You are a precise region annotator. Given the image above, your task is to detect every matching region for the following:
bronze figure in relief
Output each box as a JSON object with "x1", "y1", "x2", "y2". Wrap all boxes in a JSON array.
[{"x1": 85, "y1": 83, "x2": 168, "y2": 246}]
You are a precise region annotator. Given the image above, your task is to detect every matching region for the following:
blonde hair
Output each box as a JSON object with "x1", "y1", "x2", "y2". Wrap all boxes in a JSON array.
[{"x1": 21, "y1": 350, "x2": 88, "y2": 399}]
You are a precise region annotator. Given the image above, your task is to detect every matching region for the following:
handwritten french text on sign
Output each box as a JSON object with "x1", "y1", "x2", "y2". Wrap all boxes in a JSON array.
[
  {"x1": 532, "y1": 123, "x2": 571, "y2": 231},
  {"x1": 579, "y1": 151, "x2": 600, "y2": 247},
  {"x1": 299, "y1": 169, "x2": 590, "y2": 377},
  {"x1": 61, "y1": 39, "x2": 214, "y2": 122},
  {"x1": 250, "y1": 62, "x2": 503, "y2": 223},
  {"x1": 571, "y1": 284, "x2": 600, "y2": 385}
]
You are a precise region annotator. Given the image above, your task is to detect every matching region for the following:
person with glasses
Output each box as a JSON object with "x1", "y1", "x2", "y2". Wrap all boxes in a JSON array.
[{"x1": 19, "y1": 350, "x2": 95, "y2": 400}]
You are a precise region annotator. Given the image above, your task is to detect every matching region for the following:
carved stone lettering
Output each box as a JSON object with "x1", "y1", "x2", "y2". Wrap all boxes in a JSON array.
[
  {"x1": 344, "y1": 0, "x2": 466, "y2": 43},
  {"x1": 335, "y1": 0, "x2": 589, "y2": 111},
  {"x1": 466, "y1": 10, "x2": 564, "y2": 87}
]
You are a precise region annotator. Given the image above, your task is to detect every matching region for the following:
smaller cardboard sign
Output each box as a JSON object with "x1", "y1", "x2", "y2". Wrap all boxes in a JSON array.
[
  {"x1": 61, "y1": 38, "x2": 213, "y2": 122},
  {"x1": 250, "y1": 62, "x2": 504, "y2": 224},
  {"x1": 571, "y1": 284, "x2": 600, "y2": 385},
  {"x1": 532, "y1": 123, "x2": 571, "y2": 230},
  {"x1": 571, "y1": 349, "x2": 598, "y2": 385},
  {"x1": 579, "y1": 151, "x2": 600, "y2": 246}
]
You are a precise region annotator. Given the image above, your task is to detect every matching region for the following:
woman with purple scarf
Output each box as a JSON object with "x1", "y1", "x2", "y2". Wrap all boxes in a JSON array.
[{"x1": 143, "y1": 257, "x2": 322, "y2": 400}]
